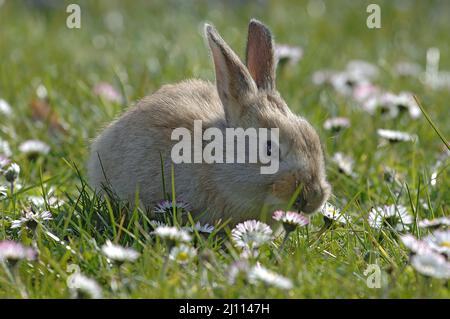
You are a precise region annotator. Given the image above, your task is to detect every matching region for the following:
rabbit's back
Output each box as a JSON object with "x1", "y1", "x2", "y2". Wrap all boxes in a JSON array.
[{"x1": 87, "y1": 79, "x2": 225, "y2": 206}]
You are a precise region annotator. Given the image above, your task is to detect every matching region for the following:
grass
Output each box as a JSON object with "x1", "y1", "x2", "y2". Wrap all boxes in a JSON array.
[{"x1": 0, "y1": 0, "x2": 449, "y2": 298}]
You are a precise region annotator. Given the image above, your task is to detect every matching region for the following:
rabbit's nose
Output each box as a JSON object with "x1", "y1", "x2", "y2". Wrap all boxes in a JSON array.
[{"x1": 301, "y1": 184, "x2": 326, "y2": 214}]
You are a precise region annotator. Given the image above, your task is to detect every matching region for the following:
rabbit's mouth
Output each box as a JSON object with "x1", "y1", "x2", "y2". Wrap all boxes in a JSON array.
[
  {"x1": 293, "y1": 183, "x2": 330, "y2": 215},
  {"x1": 293, "y1": 194, "x2": 308, "y2": 213}
]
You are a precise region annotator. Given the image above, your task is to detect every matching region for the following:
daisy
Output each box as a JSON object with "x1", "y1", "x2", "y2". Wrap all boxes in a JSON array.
[
  {"x1": 274, "y1": 44, "x2": 303, "y2": 65},
  {"x1": 272, "y1": 210, "x2": 309, "y2": 233},
  {"x1": 352, "y1": 83, "x2": 380, "y2": 102},
  {"x1": 410, "y1": 251, "x2": 450, "y2": 279},
  {"x1": 101, "y1": 240, "x2": 140, "y2": 263},
  {"x1": 346, "y1": 60, "x2": 379, "y2": 80},
  {"x1": 169, "y1": 244, "x2": 197, "y2": 265},
  {"x1": 0, "y1": 99, "x2": 12, "y2": 116},
  {"x1": 154, "y1": 199, "x2": 190, "y2": 213},
  {"x1": 374, "y1": 92, "x2": 401, "y2": 118},
  {"x1": 323, "y1": 117, "x2": 350, "y2": 132},
  {"x1": 0, "y1": 240, "x2": 37, "y2": 263},
  {"x1": 185, "y1": 222, "x2": 215, "y2": 234},
  {"x1": 93, "y1": 82, "x2": 122, "y2": 103},
  {"x1": 400, "y1": 234, "x2": 433, "y2": 255},
  {"x1": 152, "y1": 225, "x2": 192, "y2": 243},
  {"x1": 27, "y1": 194, "x2": 65, "y2": 209},
  {"x1": 10, "y1": 207, "x2": 52, "y2": 230},
  {"x1": 424, "y1": 230, "x2": 450, "y2": 257},
  {"x1": 231, "y1": 220, "x2": 273, "y2": 250},
  {"x1": 330, "y1": 71, "x2": 368, "y2": 96},
  {"x1": 331, "y1": 152, "x2": 354, "y2": 176},
  {"x1": 377, "y1": 129, "x2": 417, "y2": 143},
  {"x1": 395, "y1": 92, "x2": 421, "y2": 119},
  {"x1": 320, "y1": 202, "x2": 349, "y2": 224},
  {"x1": 4, "y1": 163, "x2": 20, "y2": 183},
  {"x1": 18, "y1": 140, "x2": 50, "y2": 156},
  {"x1": 248, "y1": 264, "x2": 293, "y2": 290},
  {"x1": 368, "y1": 205, "x2": 413, "y2": 231},
  {"x1": 68, "y1": 273, "x2": 103, "y2": 299},
  {"x1": 418, "y1": 217, "x2": 450, "y2": 229}
]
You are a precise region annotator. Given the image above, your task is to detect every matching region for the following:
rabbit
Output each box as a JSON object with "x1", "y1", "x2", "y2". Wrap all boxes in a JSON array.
[{"x1": 87, "y1": 19, "x2": 331, "y2": 225}]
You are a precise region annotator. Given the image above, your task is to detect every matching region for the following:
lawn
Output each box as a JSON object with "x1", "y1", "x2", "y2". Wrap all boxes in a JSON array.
[{"x1": 0, "y1": 0, "x2": 449, "y2": 298}]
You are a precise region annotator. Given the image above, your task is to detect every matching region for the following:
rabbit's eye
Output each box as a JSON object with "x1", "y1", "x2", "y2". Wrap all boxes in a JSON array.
[{"x1": 266, "y1": 141, "x2": 272, "y2": 156}]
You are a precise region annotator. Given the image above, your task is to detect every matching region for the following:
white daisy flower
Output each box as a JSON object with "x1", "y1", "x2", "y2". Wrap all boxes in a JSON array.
[
  {"x1": 27, "y1": 194, "x2": 65, "y2": 209},
  {"x1": 0, "y1": 99, "x2": 12, "y2": 116},
  {"x1": 10, "y1": 207, "x2": 52, "y2": 230},
  {"x1": 331, "y1": 152, "x2": 354, "y2": 176},
  {"x1": 377, "y1": 129, "x2": 417, "y2": 143},
  {"x1": 346, "y1": 60, "x2": 379, "y2": 80},
  {"x1": 185, "y1": 222, "x2": 215, "y2": 234},
  {"x1": 154, "y1": 199, "x2": 190, "y2": 213},
  {"x1": 19, "y1": 140, "x2": 50, "y2": 156},
  {"x1": 410, "y1": 251, "x2": 450, "y2": 279},
  {"x1": 0, "y1": 240, "x2": 37, "y2": 263},
  {"x1": 4, "y1": 163, "x2": 20, "y2": 183},
  {"x1": 320, "y1": 202, "x2": 349, "y2": 224},
  {"x1": 152, "y1": 225, "x2": 192, "y2": 243},
  {"x1": 272, "y1": 210, "x2": 309, "y2": 232},
  {"x1": 372, "y1": 92, "x2": 401, "y2": 118},
  {"x1": 68, "y1": 273, "x2": 103, "y2": 299},
  {"x1": 418, "y1": 217, "x2": 450, "y2": 229},
  {"x1": 330, "y1": 71, "x2": 369, "y2": 96},
  {"x1": 395, "y1": 92, "x2": 421, "y2": 119},
  {"x1": 424, "y1": 230, "x2": 450, "y2": 257},
  {"x1": 352, "y1": 83, "x2": 380, "y2": 103},
  {"x1": 169, "y1": 244, "x2": 197, "y2": 265},
  {"x1": 248, "y1": 264, "x2": 293, "y2": 290},
  {"x1": 323, "y1": 117, "x2": 350, "y2": 132},
  {"x1": 0, "y1": 139, "x2": 12, "y2": 157},
  {"x1": 274, "y1": 44, "x2": 303, "y2": 65},
  {"x1": 101, "y1": 240, "x2": 140, "y2": 263},
  {"x1": 400, "y1": 234, "x2": 433, "y2": 255},
  {"x1": 231, "y1": 220, "x2": 273, "y2": 250},
  {"x1": 368, "y1": 205, "x2": 413, "y2": 231}
]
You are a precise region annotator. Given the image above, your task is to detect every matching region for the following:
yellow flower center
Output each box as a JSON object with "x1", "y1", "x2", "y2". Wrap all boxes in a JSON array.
[{"x1": 440, "y1": 241, "x2": 450, "y2": 248}]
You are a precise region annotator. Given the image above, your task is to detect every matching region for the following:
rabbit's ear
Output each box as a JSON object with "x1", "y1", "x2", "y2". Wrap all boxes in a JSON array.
[
  {"x1": 205, "y1": 23, "x2": 257, "y2": 123},
  {"x1": 245, "y1": 19, "x2": 276, "y2": 91}
]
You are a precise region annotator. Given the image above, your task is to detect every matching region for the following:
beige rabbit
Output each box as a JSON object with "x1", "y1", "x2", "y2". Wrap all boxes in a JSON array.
[{"x1": 87, "y1": 19, "x2": 331, "y2": 225}]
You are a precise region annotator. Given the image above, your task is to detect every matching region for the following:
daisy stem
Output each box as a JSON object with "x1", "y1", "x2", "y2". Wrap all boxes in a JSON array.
[{"x1": 279, "y1": 232, "x2": 290, "y2": 253}]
